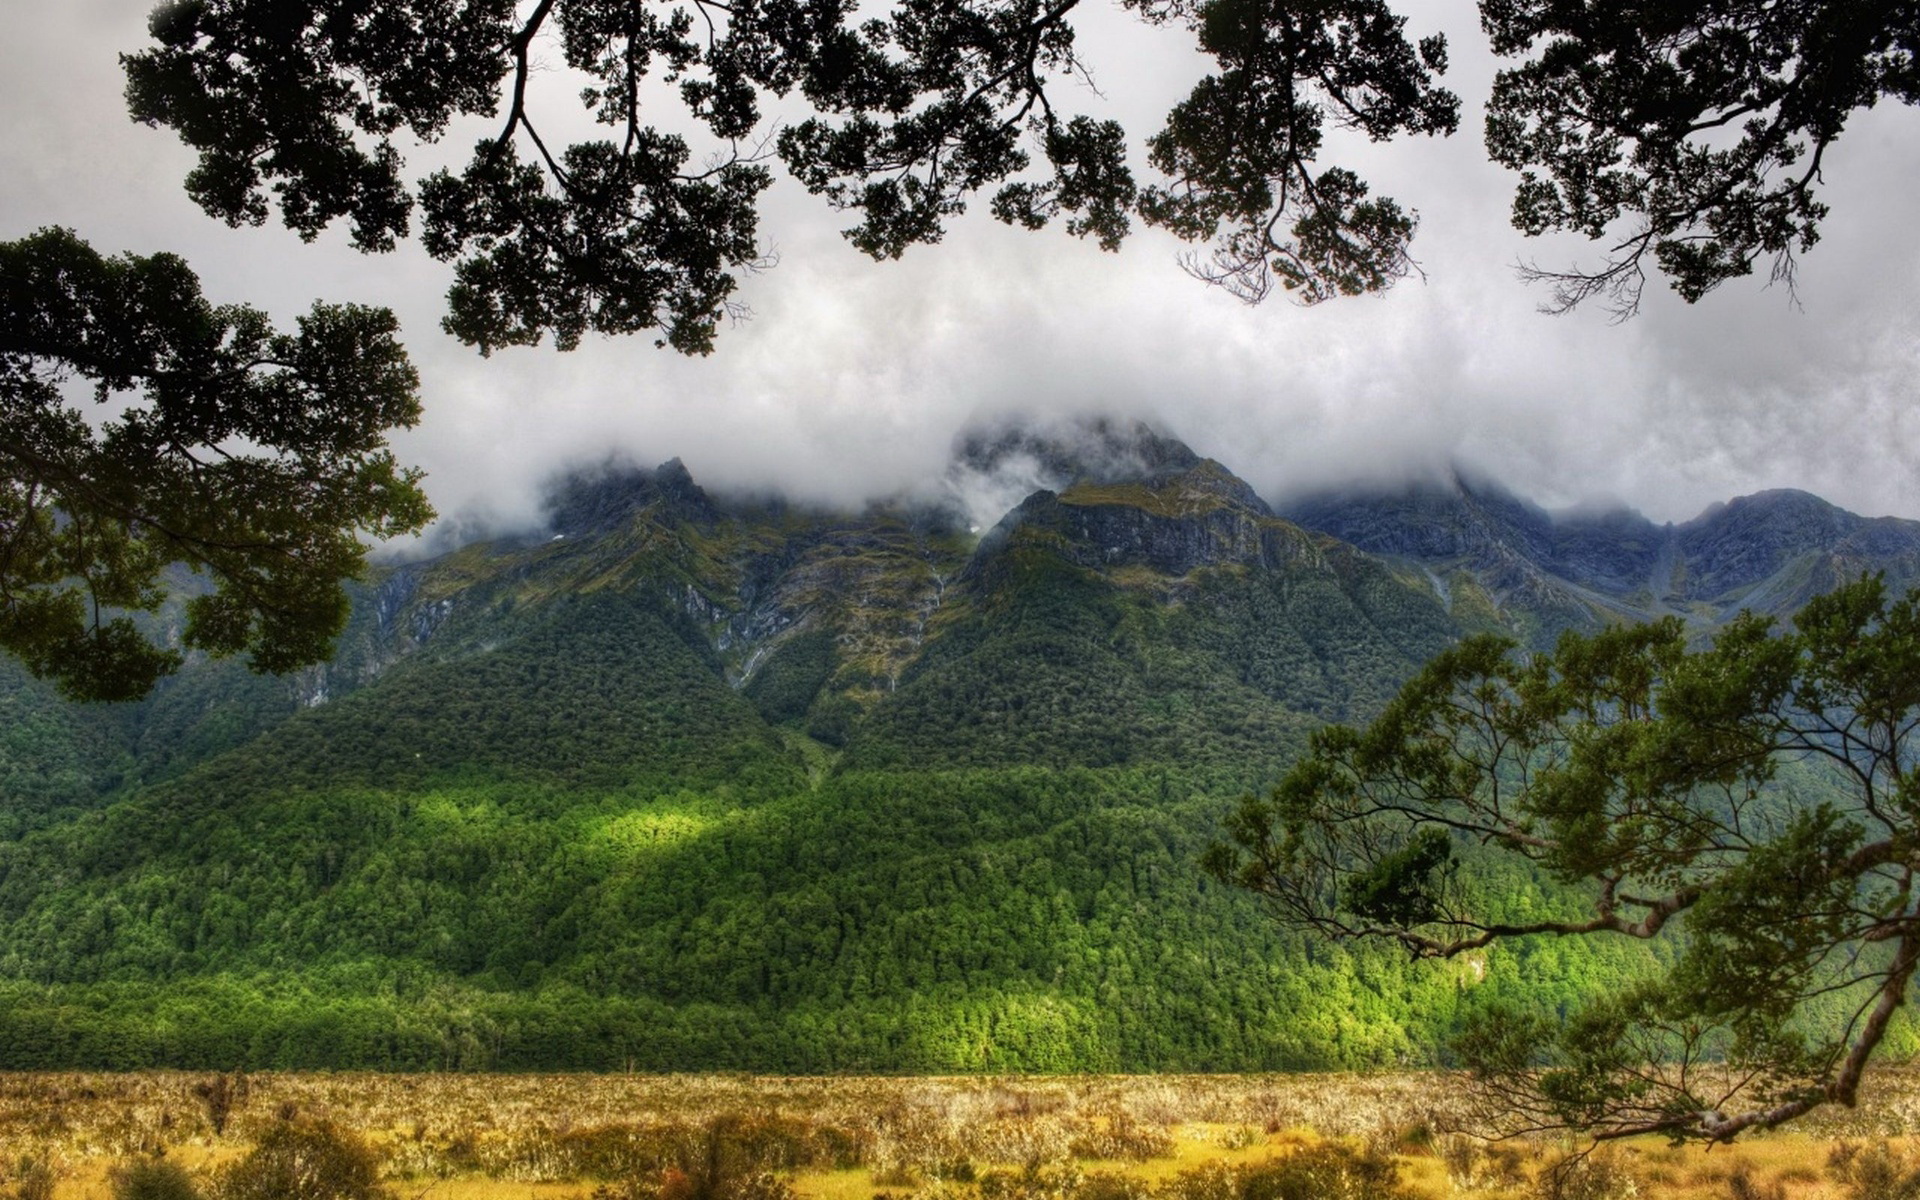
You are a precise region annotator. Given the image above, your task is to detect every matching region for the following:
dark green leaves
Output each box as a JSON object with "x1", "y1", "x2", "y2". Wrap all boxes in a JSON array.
[
  {"x1": 0, "y1": 228, "x2": 432, "y2": 701},
  {"x1": 126, "y1": 0, "x2": 1468, "y2": 345},
  {"x1": 119, "y1": 0, "x2": 1920, "y2": 334},
  {"x1": 421, "y1": 139, "x2": 772, "y2": 355},
  {"x1": 124, "y1": 0, "x2": 514, "y2": 251},
  {"x1": 1484, "y1": 0, "x2": 1918, "y2": 315},
  {"x1": 1339, "y1": 825, "x2": 1453, "y2": 926},
  {"x1": 1136, "y1": 0, "x2": 1457, "y2": 301},
  {"x1": 990, "y1": 117, "x2": 1137, "y2": 253},
  {"x1": 125, "y1": 0, "x2": 1916, "y2": 328}
]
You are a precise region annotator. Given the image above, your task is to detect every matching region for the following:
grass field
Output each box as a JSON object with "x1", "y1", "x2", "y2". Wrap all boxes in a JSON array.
[{"x1": 8, "y1": 1071, "x2": 1920, "y2": 1200}]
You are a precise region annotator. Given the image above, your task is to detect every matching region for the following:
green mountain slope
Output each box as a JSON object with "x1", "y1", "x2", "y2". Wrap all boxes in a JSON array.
[{"x1": 3, "y1": 421, "x2": 1907, "y2": 1072}]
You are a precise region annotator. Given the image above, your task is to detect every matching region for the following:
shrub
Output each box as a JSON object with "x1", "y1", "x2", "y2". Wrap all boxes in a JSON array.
[
  {"x1": 1071, "y1": 1171, "x2": 1153, "y2": 1200},
  {"x1": 588, "y1": 1119, "x2": 804, "y2": 1200},
  {"x1": 1534, "y1": 1151, "x2": 1637, "y2": 1200},
  {"x1": 1154, "y1": 1145, "x2": 1417, "y2": 1200},
  {"x1": 1216, "y1": 1127, "x2": 1261, "y2": 1152},
  {"x1": 1234, "y1": 1143, "x2": 1415, "y2": 1200},
  {"x1": 1725, "y1": 1162, "x2": 1787, "y2": 1200},
  {"x1": 1067, "y1": 1115, "x2": 1174, "y2": 1162},
  {"x1": 592, "y1": 1167, "x2": 797, "y2": 1200},
  {"x1": 192, "y1": 1075, "x2": 249, "y2": 1138},
  {"x1": 1828, "y1": 1141, "x2": 1920, "y2": 1200},
  {"x1": 11, "y1": 1159, "x2": 54, "y2": 1200},
  {"x1": 1439, "y1": 1134, "x2": 1529, "y2": 1193},
  {"x1": 977, "y1": 1164, "x2": 1085, "y2": 1200},
  {"x1": 111, "y1": 1159, "x2": 202, "y2": 1200},
  {"x1": 1156, "y1": 1163, "x2": 1235, "y2": 1200},
  {"x1": 718, "y1": 1113, "x2": 867, "y2": 1172},
  {"x1": 217, "y1": 1121, "x2": 389, "y2": 1200},
  {"x1": 555, "y1": 1125, "x2": 685, "y2": 1181}
]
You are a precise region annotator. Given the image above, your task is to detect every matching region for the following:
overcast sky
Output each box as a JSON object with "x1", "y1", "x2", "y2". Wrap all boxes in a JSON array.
[{"x1": 7, "y1": 0, "x2": 1920, "y2": 544}]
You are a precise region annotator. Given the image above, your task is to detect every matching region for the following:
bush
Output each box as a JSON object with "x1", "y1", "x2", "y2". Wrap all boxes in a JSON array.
[
  {"x1": 11, "y1": 1159, "x2": 54, "y2": 1200},
  {"x1": 1438, "y1": 1134, "x2": 1529, "y2": 1193},
  {"x1": 111, "y1": 1160, "x2": 202, "y2": 1200},
  {"x1": 1155, "y1": 1163, "x2": 1235, "y2": 1200},
  {"x1": 1828, "y1": 1141, "x2": 1920, "y2": 1200},
  {"x1": 217, "y1": 1121, "x2": 389, "y2": 1200},
  {"x1": 555, "y1": 1125, "x2": 686, "y2": 1181},
  {"x1": 1534, "y1": 1151, "x2": 1638, "y2": 1200},
  {"x1": 588, "y1": 1118, "x2": 805, "y2": 1200},
  {"x1": 1234, "y1": 1144, "x2": 1415, "y2": 1200},
  {"x1": 1071, "y1": 1172, "x2": 1154, "y2": 1200},
  {"x1": 714, "y1": 1113, "x2": 868, "y2": 1172},
  {"x1": 592, "y1": 1168, "x2": 796, "y2": 1200},
  {"x1": 192, "y1": 1074, "x2": 249, "y2": 1137},
  {"x1": 1725, "y1": 1162, "x2": 1787, "y2": 1200},
  {"x1": 1067, "y1": 1116, "x2": 1174, "y2": 1162},
  {"x1": 977, "y1": 1164, "x2": 1085, "y2": 1200}
]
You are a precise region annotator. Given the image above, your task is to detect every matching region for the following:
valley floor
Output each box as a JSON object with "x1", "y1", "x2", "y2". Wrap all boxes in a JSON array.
[{"x1": 9, "y1": 1071, "x2": 1920, "y2": 1200}]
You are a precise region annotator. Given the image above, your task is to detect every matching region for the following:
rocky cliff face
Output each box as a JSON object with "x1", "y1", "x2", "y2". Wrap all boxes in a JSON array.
[
  {"x1": 1671, "y1": 489, "x2": 1920, "y2": 605},
  {"x1": 286, "y1": 419, "x2": 1462, "y2": 753},
  {"x1": 974, "y1": 461, "x2": 1317, "y2": 580},
  {"x1": 545, "y1": 456, "x2": 723, "y2": 533},
  {"x1": 1280, "y1": 470, "x2": 1671, "y2": 590}
]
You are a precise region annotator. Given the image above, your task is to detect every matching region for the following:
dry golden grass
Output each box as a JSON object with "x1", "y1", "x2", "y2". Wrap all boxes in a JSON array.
[{"x1": 6, "y1": 1071, "x2": 1920, "y2": 1200}]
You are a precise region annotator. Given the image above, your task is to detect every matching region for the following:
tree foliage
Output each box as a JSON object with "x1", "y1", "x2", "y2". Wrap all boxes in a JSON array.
[
  {"x1": 0, "y1": 227, "x2": 433, "y2": 702},
  {"x1": 1209, "y1": 573, "x2": 1920, "y2": 1142},
  {"x1": 120, "y1": 0, "x2": 1920, "y2": 348},
  {"x1": 1486, "y1": 0, "x2": 1920, "y2": 317}
]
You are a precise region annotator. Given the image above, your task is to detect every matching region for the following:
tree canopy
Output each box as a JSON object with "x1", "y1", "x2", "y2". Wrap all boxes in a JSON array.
[
  {"x1": 120, "y1": 0, "x2": 1920, "y2": 353},
  {"x1": 1207, "y1": 574, "x2": 1920, "y2": 1142},
  {"x1": 0, "y1": 227, "x2": 433, "y2": 702}
]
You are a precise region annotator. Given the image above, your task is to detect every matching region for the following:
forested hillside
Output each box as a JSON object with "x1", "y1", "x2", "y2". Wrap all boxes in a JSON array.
[{"x1": 2, "y1": 421, "x2": 1912, "y2": 1071}]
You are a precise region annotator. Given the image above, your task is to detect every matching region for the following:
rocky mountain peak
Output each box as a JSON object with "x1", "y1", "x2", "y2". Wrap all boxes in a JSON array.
[
  {"x1": 952, "y1": 416, "x2": 1203, "y2": 487},
  {"x1": 1685, "y1": 488, "x2": 1841, "y2": 531},
  {"x1": 943, "y1": 416, "x2": 1215, "y2": 533},
  {"x1": 543, "y1": 456, "x2": 722, "y2": 534},
  {"x1": 1673, "y1": 487, "x2": 1883, "y2": 600},
  {"x1": 959, "y1": 425, "x2": 1305, "y2": 580},
  {"x1": 1279, "y1": 466, "x2": 1549, "y2": 562}
]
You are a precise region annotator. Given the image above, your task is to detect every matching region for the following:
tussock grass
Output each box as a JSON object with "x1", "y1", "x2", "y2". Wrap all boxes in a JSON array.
[{"x1": 8, "y1": 1071, "x2": 1920, "y2": 1200}]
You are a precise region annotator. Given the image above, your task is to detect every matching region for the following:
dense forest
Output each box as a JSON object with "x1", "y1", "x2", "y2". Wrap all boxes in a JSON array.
[{"x1": 3, "y1": 432, "x2": 1915, "y2": 1071}]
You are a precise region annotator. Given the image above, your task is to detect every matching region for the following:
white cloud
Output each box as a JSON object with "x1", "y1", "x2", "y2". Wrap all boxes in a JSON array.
[{"x1": 6, "y1": 0, "x2": 1919, "y2": 539}]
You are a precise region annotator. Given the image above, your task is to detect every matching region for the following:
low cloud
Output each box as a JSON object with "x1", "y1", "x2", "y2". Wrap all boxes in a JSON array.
[{"x1": 7, "y1": 0, "x2": 1920, "y2": 549}]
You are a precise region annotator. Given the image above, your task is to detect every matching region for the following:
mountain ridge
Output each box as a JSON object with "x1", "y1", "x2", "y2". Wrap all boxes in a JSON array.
[
  {"x1": 3, "y1": 417, "x2": 1917, "y2": 1072},
  {"x1": 1278, "y1": 467, "x2": 1920, "y2": 639}
]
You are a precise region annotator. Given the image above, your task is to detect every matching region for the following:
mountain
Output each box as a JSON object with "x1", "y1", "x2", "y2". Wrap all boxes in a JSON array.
[
  {"x1": 0, "y1": 422, "x2": 1913, "y2": 1073},
  {"x1": 1280, "y1": 470, "x2": 1920, "y2": 643}
]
